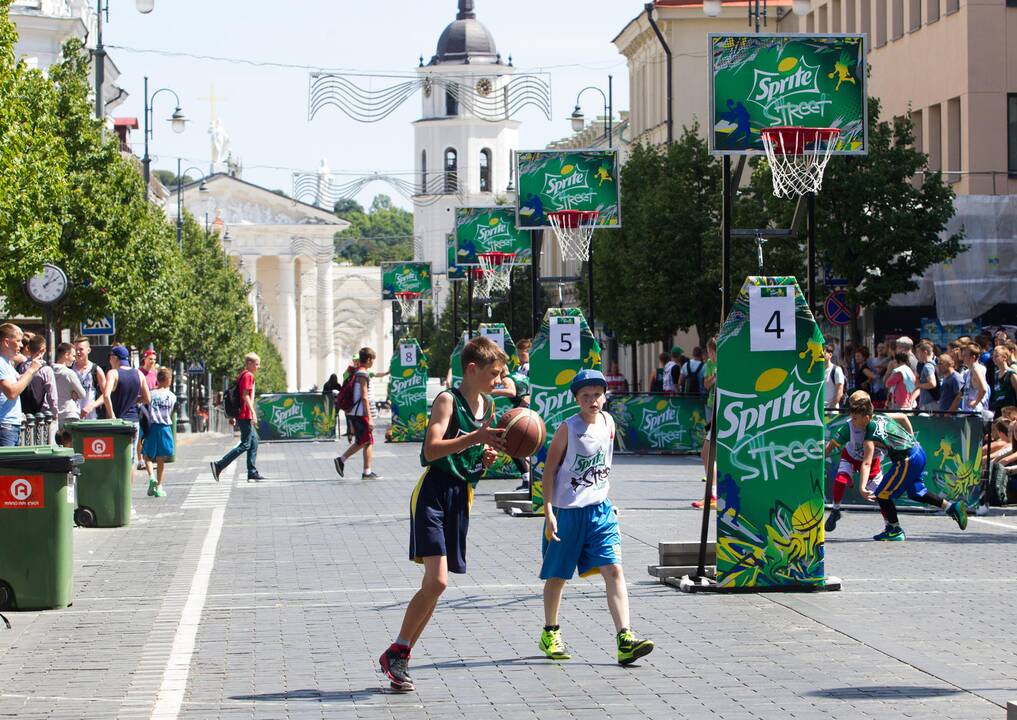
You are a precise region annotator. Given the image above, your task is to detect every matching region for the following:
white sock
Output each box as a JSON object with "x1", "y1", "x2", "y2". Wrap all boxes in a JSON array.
[
  {"x1": 832, "y1": 503, "x2": 841, "y2": 510},
  {"x1": 363, "y1": 467, "x2": 371, "y2": 475}
]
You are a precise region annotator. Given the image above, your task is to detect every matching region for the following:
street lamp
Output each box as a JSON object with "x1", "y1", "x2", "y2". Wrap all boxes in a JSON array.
[
  {"x1": 703, "y1": 0, "x2": 723, "y2": 16},
  {"x1": 703, "y1": 0, "x2": 811, "y2": 30},
  {"x1": 142, "y1": 76, "x2": 188, "y2": 198},
  {"x1": 175, "y1": 161, "x2": 209, "y2": 249},
  {"x1": 570, "y1": 76, "x2": 613, "y2": 149},
  {"x1": 93, "y1": 1, "x2": 160, "y2": 119}
]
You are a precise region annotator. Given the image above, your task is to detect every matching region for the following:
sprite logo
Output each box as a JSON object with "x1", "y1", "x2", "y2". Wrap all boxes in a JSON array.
[
  {"x1": 475, "y1": 220, "x2": 512, "y2": 249},
  {"x1": 270, "y1": 402, "x2": 310, "y2": 438},
  {"x1": 568, "y1": 448, "x2": 610, "y2": 491},
  {"x1": 749, "y1": 57, "x2": 831, "y2": 125},
  {"x1": 639, "y1": 406, "x2": 689, "y2": 450},
  {"x1": 542, "y1": 167, "x2": 594, "y2": 208},
  {"x1": 531, "y1": 383, "x2": 573, "y2": 428}
]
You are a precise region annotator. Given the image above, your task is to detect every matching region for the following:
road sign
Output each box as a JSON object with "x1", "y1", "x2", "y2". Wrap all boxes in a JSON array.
[
  {"x1": 186, "y1": 361, "x2": 206, "y2": 375},
  {"x1": 824, "y1": 290, "x2": 852, "y2": 326},
  {"x1": 80, "y1": 315, "x2": 115, "y2": 337},
  {"x1": 824, "y1": 273, "x2": 848, "y2": 288}
]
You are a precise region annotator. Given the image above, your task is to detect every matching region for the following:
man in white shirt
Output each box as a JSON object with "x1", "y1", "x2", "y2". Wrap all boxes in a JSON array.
[
  {"x1": 823, "y1": 344, "x2": 845, "y2": 410},
  {"x1": 51, "y1": 342, "x2": 86, "y2": 430}
]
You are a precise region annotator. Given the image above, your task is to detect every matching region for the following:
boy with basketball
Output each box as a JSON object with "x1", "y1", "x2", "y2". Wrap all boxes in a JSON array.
[
  {"x1": 378, "y1": 337, "x2": 506, "y2": 691},
  {"x1": 538, "y1": 369, "x2": 654, "y2": 665},
  {"x1": 850, "y1": 390, "x2": 968, "y2": 541},
  {"x1": 823, "y1": 390, "x2": 884, "y2": 532}
]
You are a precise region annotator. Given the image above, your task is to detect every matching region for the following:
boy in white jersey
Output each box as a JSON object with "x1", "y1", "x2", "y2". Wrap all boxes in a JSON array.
[{"x1": 538, "y1": 369, "x2": 654, "y2": 666}]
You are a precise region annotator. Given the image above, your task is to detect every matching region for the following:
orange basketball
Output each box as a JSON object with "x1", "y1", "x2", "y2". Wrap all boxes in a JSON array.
[{"x1": 497, "y1": 408, "x2": 547, "y2": 459}]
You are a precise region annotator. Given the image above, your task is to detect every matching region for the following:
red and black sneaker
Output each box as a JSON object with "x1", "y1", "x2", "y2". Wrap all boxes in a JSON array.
[{"x1": 379, "y1": 643, "x2": 413, "y2": 691}]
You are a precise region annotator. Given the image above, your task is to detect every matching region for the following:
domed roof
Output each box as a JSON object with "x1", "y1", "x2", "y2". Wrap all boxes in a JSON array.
[{"x1": 430, "y1": 1, "x2": 500, "y2": 65}]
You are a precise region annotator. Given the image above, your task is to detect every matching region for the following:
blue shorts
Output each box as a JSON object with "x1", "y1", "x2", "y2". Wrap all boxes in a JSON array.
[
  {"x1": 540, "y1": 499, "x2": 621, "y2": 580},
  {"x1": 409, "y1": 468, "x2": 473, "y2": 574},
  {"x1": 142, "y1": 423, "x2": 175, "y2": 460},
  {"x1": 875, "y1": 445, "x2": 929, "y2": 501}
]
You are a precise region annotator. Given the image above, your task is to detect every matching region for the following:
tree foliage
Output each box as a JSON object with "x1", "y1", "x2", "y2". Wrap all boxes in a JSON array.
[{"x1": 334, "y1": 194, "x2": 414, "y2": 265}]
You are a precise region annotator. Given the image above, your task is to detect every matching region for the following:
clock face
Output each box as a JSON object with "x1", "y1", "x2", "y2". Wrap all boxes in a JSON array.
[
  {"x1": 26, "y1": 263, "x2": 69, "y2": 306},
  {"x1": 476, "y1": 78, "x2": 492, "y2": 97}
]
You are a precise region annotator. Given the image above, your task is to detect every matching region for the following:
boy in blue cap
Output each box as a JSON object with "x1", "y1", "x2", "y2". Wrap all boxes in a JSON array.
[{"x1": 538, "y1": 368, "x2": 654, "y2": 665}]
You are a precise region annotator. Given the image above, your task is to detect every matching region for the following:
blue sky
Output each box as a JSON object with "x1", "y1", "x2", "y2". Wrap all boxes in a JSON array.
[{"x1": 106, "y1": 0, "x2": 639, "y2": 209}]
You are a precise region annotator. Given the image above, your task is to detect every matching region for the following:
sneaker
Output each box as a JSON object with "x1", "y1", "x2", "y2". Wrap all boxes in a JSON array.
[
  {"x1": 362, "y1": 471, "x2": 383, "y2": 480},
  {"x1": 379, "y1": 644, "x2": 413, "y2": 691},
  {"x1": 147, "y1": 478, "x2": 158, "y2": 497},
  {"x1": 539, "y1": 628, "x2": 571, "y2": 660},
  {"x1": 947, "y1": 501, "x2": 968, "y2": 530},
  {"x1": 975, "y1": 503, "x2": 989, "y2": 517},
  {"x1": 210, "y1": 461, "x2": 222, "y2": 483},
  {"x1": 153, "y1": 486, "x2": 167, "y2": 498},
  {"x1": 516, "y1": 479, "x2": 530, "y2": 491},
  {"x1": 691, "y1": 496, "x2": 717, "y2": 510},
  {"x1": 824, "y1": 508, "x2": 842, "y2": 533},
  {"x1": 617, "y1": 629, "x2": 654, "y2": 666},
  {"x1": 872, "y1": 525, "x2": 906, "y2": 542},
  {"x1": 248, "y1": 473, "x2": 265, "y2": 481},
  {"x1": 333, "y1": 456, "x2": 345, "y2": 478}
]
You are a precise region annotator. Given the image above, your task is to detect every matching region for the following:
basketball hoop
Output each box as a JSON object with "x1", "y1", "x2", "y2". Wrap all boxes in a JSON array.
[
  {"x1": 473, "y1": 252, "x2": 515, "y2": 300},
  {"x1": 760, "y1": 126, "x2": 840, "y2": 198},
  {"x1": 547, "y1": 210, "x2": 599, "y2": 262},
  {"x1": 394, "y1": 291, "x2": 421, "y2": 320}
]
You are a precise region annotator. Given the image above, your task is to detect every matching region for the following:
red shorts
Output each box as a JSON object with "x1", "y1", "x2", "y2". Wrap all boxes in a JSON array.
[
  {"x1": 836, "y1": 450, "x2": 881, "y2": 484},
  {"x1": 348, "y1": 415, "x2": 374, "y2": 446}
]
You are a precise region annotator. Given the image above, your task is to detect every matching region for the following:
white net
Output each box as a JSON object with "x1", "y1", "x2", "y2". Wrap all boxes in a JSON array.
[
  {"x1": 761, "y1": 127, "x2": 840, "y2": 198},
  {"x1": 547, "y1": 210, "x2": 598, "y2": 262},
  {"x1": 394, "y1": 292, "x2": 420, "y2": 320},
  {"x1": 474, "y1": 252, "x2": 515, "y2": 300}
]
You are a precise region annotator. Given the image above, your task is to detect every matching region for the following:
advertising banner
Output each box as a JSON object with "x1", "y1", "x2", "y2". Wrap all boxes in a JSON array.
[
  {"x1": 256, "y1": 394, "x2": 336, "y2": 441},
  {"x1": 389, "y1": 339, "x2": 429, "y2": 443},
  {"x1": 380, "y1": 262, "x2": 433, "y2": 300},
  {"x1": 608, "y1": 394, "x2": 708, "y2": 454},
  {"x1": 529, "y1": 308, "x2": 602, "y2": 511},
  {"x1": 454, "y1": 207, "x2": 532, "y2": 266},
  {"x1": 515, "y1": 150, "x2": 620, "y2": 229},
  {"x1": 715, "y1": 276, "x2": 828, "y2": 589}
]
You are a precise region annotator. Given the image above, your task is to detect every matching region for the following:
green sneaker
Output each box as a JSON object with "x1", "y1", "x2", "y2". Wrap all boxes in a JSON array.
[
  {"x1": 153, "y1": 485, "x2": 167, "y2": 498},
  {"x1": 948, "y1": 501, "x2": 968, "y2": 530},
  {"x1": 872, "y1": 525, "x2": 906, "y2": 541},
  {"x1": 147, "y1": 478, "x2": 157, "y2": 497},
  {"x1": 617, "y1": 629, "x2": 654, "y2": 666},
  {"x1": 538, "y1": 628, "x2": 571, "y2": 660}
]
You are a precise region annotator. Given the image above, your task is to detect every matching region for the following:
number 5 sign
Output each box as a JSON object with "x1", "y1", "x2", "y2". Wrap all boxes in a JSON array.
[{"x1": 549, "y1": 317, "x2": 581, "y2": 360}]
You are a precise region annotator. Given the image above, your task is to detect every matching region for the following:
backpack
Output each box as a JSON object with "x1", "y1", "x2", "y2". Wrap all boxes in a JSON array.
[
  {"x1": 335, "y1": 364, "x2": 362, "y2": 414},
  {"x1": 684, "y1": 360, "x2": 705, "y2": 396},
  {"x1": 16, "y1": 362, "x2": 47, "y2": 415},
  {"x1": 222, "y1": 376, "x2": 242, "y2": 418}
]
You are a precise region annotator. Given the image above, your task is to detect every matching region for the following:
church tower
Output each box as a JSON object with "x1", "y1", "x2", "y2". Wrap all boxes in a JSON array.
[{"x1": 413, "y1": 0, "x2": 520, "y2": 313}]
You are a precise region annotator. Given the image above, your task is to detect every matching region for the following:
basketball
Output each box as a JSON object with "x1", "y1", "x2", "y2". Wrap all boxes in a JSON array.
[{"x1": 497, "y1": 408, "x2": 546, "y2": 459}]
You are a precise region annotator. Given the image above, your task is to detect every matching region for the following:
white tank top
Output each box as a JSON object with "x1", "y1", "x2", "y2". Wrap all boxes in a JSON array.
[{"x1": 553, "y1": 412, "x2": 614, "y2": 509}]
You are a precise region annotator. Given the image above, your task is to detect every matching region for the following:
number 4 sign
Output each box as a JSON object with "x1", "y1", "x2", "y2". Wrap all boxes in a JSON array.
[
  {"x1": 550, "y1": 317, "x2": 581, "y2": 360},
  {"x1": 749, "y1": 285, "x2": 796, "y2": 352}
]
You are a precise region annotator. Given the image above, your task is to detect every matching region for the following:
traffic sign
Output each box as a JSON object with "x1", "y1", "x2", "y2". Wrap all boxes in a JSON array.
[
  {"x1": 186, "y1": 361, "x2": 206, "y2": 375},
  {"x1": 80, "y1": 315, "x2": 115, "y2": 337},
  {"x1": 824, "y1": 291, "x2": 853, "y2": 327}
]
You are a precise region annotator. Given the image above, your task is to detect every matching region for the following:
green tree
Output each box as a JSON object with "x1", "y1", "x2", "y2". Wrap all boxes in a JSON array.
[{"x1": 334, "y1": 194, "x2": 414, "y2": 265}]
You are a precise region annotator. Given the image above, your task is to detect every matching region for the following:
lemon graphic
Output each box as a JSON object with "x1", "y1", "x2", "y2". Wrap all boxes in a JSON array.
[
  {"x1": 402, "y1": 368, "x2": 414, "y2": 377},
  {"x1": 555, "y1": 368, "x2": 577, "y2": 387},
  {"x1": 754, "y1": 368, "x2": 788, "y2": 393},
  {"x1": 655, "y1": 399, "x2": 668, "y2": 411},
  {"x1": 560, "y1": 163, "x2": 575, "y2": 175},
  {"x1": 777, "y1": 56, "x2": 798, "y2": 73},
  {"x1": 283, "y1": 398, "x2": 294, "y2": 408},
  {"x1": 488, "y1": 217, "x2": 500, "y2": 226}
]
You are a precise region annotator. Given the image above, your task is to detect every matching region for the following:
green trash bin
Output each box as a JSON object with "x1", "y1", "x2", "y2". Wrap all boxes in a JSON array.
[
  {"x1": 69, "y1": 419, "x2": 137, "y2": 528},
  {"x1": 0, "y1": 447, "x2": 81, "y2": 610}
]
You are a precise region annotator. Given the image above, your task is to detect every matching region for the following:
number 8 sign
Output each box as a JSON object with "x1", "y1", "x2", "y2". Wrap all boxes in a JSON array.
[{"x1": 748, "y1": 285, "x2": 796, "y2": 352}]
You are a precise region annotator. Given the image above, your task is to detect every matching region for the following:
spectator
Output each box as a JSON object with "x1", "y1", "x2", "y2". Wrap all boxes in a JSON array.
[
  {"x1": 323, "y1": 373, "x2": 341, "y2": 436},
  {"x1": 0, "y1": 323, "x2": 45, "y2": 447},
  {"x1": 136, "y1": 349, "x2": 159, "y2": 470},
  {"x1": 604, "y1": 361, "x2": 628, "y2": 394},
  {"x1": 16, "y1": 335, "x2": 58, "y2": 434},
  {"x1": 894, "y1": 335, "x2": 919, "y2": 373},
  {"x1": 72, "y1": 337, "x2": 106, "y2": 419},
  {"x1": 211, "y1": 352, "x2": 264, "y2": 482},
  {"x1": 842, "y1": 342, "x2": 857, "y2": 393},
  {"x1": 915, "y1": 341, "x2": 939, "y2": 412},
  {"x1": 959, "y1": 344, "x2": 989, "y2": 417},
  {"x1": 990, "y1": 346, "x2": 1017, "y2": 417},
  {"x1": 885, "y1": 351, "x2": 917, "y2": 410},
  {"x1": 680, "y1": 347, "x2": 706, "y2": 396},
  {"x1": 516, "y1": 339, "x2": 532, "y2": 376},
  {"x1": 648, "y1": 352, "x2": 669, "y2": 393},
  {"x1": 823, "y1": 343, "x2": 845, "y2": 410},
  {"x1": 937, "y1": 354, "x2": 963, "y2": 413},
  {"x1": 662, "y1": 346, "x2": 682, "y2": 396},
  {"x1": 103, "y1": 345, "x2": 152, "y2": 487},
  {"x1": 51, "y1": 342, "x2": 86, "y2": 430},
  {"x1": 854, "y1": 346, "x2": 872, "y2": 393},
  {"x1": 333, "y1": 347, "x2": 381, "y2": 480},
  {"x1": 868, "y1": 342, "x2": 889, "y2": 405},
  {"x1": 143, "y1": 366, "x2": 177, "y2": 498}
]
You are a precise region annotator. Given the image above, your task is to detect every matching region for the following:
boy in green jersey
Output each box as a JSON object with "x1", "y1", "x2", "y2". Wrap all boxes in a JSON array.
[
  {"x1": 378, "y1": 337, "x2": 506, "y2": 691},
  {"x1": 850, "y1": 390, "x2": 968, "y2": 541}
]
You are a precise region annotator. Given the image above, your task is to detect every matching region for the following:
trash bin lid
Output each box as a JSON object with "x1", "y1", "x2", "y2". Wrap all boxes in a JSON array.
[
  {"x1": 67, "y1": 419, "x2": 138, "y2": 436},
  {"x1": 0, "y1": 446, "x2": 82, "y2": 473}
]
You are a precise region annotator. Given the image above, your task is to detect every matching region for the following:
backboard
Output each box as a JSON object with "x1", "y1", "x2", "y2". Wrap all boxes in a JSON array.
[
  {"x1": 380, "y1": 262, "x2": 432, "y2": 300},
  {"x1": 454, "y1": 207, "x2": 532, "y2": 266},
  {"x1": 446, "y1": 233, "x2": 468, "y2": 281},
  {"x1": 709, "y1": 33, "x2": 867, "y2": 155},
  {"x1": 515, "y1": 149, "x2": 620, "y2": 229}
]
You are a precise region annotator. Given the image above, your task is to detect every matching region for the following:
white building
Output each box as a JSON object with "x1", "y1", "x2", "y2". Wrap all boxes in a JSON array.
[{"x1": 413, "y1": 0, "x2": 519, "y2": 313}]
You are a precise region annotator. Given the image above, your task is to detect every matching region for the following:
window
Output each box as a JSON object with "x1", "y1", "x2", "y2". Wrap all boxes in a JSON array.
[
  {"x1": 927, "y1": 0, "x2": 939, "y2": 22},
  {"x1": 876, "y1": 0, "x2": 887, "y2": 46},
  {"x1": 819, "y1": 3, "x2": 828, "y2": 32},
  {"x1": 846, "y1": 0, "x2": 856, "y2": 31},
  {"x1": 908, "y1": 0, "x2": 921, "y2": 30},
  {"x1": 420, "y1": 150, "x2": 427, "y2": 193},
  {"x1": 832, "y1": 0, "x2": 843, "y2": 31},
  {"x1": 806, "y1": 10, "x2": 815, "y2": 32},
  {"x1": 912, "y1": 108, "x2": 924, "y2": 153},
  {"x1": 861, "y1": 0, "x2": 872, "y2": 42},
  {"x1": 444, "y1": 148, "x2": 458, "y2": 193},
  {"x1": 928, "y1": 103, "x2": 942, "y2": 172},
  {"x1": 892, "y1": 0, "x2": 903, "y2": 39},
  {"x1": 946, "y1": 96, "x2": 961, "y2": 183},
  {"x1": 945, "y1": 0, "x2": 958, "y2": 14},
  {"x1": 445, "y1": 84, "x2": 459, "y2": 116},
  {"x1": 1009, "y1": 95, "x2": 1017, "y2": 174},
  {"x1": 479, "y1": 148, "x2": 492, "y2": 192}
]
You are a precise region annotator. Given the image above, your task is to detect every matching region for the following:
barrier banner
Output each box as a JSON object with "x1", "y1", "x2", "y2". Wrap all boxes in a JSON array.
[
  {"x1": 389, "y1": 338, "x2": 429, "y2": 443},
  {"x1": 608, "y1": 394, "x2": 708, "y2": 454},
  {"x1": 824, "y1": 412, "x2": 984, "y2": 508},
  {"x1": 256, "y1": 394, "x2": 336, "y2": 441}
]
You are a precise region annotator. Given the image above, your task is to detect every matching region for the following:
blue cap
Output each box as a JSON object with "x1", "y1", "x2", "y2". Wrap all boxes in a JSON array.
[
  {"x1": 110, "y1": 345, "x2": 129, "y2": 361},
  {"x1": 570, "y1": 369, "x2": 607, "y2": 395}
]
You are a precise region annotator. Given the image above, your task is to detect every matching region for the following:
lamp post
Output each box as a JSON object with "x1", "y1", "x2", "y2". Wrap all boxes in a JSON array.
[
  {"x1": 142, "y1": 76, "x2": 187, "y2": 198},
  {"x1": 175, "y1": 160, "x2": 208, "y2": 249},
  {"x1": 93, "y1": 0, "x2": 156, "y2": 120}
]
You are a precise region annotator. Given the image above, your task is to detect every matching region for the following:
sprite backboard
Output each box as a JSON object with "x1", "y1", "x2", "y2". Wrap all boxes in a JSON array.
[
  {"x1": 715, "y1": 277, "x2": 828, "y2": 589},
  {"x1": 515, "y1": 150, "x2": 620, "y2": 229},
  {"x1": 381, "y1": 262, "x2": 433, "y2": 300},
  {"x1": 388, "y1": 338, "x2": 428, "y2": 443},
  {"x1": 709, "y1": 33, "x2": 867, "y2": 154},
  {"x1": 454, "y1": 207, "x2": 532, "y2": 266},
  {"x1": 446, "y1": 233, "x2": 467, "y2": 281},
  {"x1": 529, "y1": 308, "x2": 602, "y2": 511}
]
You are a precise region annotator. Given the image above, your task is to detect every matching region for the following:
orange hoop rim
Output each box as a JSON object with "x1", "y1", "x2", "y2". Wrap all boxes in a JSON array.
[
  {"x1": 477, "y1": 251, "x2": 516, "y2": 266},
  {"x1": 393, "y1": 291, "x2": 421, "y2": 299},
  {"x1": 760, "y1": 126, "x2": 840, "y2": 155},
  {"x1": 546, "y1": 209, "x2": 599, "y2": 229}
]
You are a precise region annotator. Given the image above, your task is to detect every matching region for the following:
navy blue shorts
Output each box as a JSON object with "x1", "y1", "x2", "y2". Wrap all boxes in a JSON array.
[{"x1": 409, "y1": 468, "x2": 473, "y2": 574}]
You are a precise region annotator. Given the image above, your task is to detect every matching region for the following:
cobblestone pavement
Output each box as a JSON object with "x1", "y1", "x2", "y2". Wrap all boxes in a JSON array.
[{"x1": 1, "y1": 421, "x2": 1015, "y2": 719}]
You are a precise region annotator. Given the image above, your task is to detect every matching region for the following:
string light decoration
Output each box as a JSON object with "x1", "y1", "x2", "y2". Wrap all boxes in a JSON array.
[
  {"x1": 292, "y1": 170, "x2": 468, "y2": 208},
  {"x1": 307, "y1": 71, "x2": 552, "y2": 123}
]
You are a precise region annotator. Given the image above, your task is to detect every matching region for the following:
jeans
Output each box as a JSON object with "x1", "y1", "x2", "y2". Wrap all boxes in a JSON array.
[
  {"x1": 216, "y1": 418, "x2": 258, "y2": 477},
  {"x1": 0, "y1": 424, "x2": 20, "y2": 447}
]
